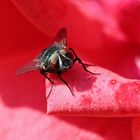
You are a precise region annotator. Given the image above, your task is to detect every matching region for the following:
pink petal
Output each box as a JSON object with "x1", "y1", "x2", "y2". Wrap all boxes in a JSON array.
[{"x1": 47, "y1": 63, "x2": 140, "y2": 116}]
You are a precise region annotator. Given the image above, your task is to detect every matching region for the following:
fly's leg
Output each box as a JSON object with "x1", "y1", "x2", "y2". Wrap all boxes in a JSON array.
[
  {"x1": 76, "y1": 58, "x2": 100, "y2": 75},
  {"x1": 84, "y1": 63, "x2": 95, "y2": 67},
  {"x1": 40, "y1": 70, "x2": 54, "y2": 98},
  {"x1": 69, "y1": 48, "x2": 100, "y2": 75},
  {"x1": 57, "y1": 74, "x2": 75, "y2": 96}
]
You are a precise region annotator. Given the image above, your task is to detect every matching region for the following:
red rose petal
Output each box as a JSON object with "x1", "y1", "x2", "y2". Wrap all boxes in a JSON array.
[
  {"x1": 47, "y1": 63, "x2": 140, "y2": 116},
  {"x1": 12, "y1": 0, "x2": 140, "y2": 45},
  {"x1": 10, "y1": 0, "x2": 140, "y2": 81},
  {"x1": 0, "y1": 1, "x2": 137, "y2": 140},
  {"x1": 132, "y1": 117, "x2": 140, "y2": 140}
]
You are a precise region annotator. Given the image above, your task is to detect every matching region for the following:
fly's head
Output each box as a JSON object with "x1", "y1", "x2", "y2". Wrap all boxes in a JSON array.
[{"x1": 57, "y1": 48, "x2": 74, "y2": 72}]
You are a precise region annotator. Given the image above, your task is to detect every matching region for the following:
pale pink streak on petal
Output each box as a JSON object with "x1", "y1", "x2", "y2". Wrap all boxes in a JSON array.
[{"x1": 68, "y1": 0, "x2": 127, "y2": 41}]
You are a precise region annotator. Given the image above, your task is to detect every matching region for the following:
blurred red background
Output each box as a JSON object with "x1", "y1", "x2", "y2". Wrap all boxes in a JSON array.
[{"x1": 0, "y1": 0, "x2": 140, "y2": 140}]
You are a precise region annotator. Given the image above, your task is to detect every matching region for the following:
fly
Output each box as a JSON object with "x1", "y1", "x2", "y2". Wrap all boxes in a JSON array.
[{"x1": 17, "y1": 28, "x2": 99, "y2": 98}]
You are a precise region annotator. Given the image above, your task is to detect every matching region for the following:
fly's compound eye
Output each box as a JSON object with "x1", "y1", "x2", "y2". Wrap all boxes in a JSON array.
[{"x1": 62, "y1": 59, "x2": 73, "y2": 68}]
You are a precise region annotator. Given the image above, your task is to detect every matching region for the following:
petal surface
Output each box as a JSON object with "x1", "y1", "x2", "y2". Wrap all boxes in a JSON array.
[{"x1": 46, "y1": 64, "x2": 140, "y2": 116}]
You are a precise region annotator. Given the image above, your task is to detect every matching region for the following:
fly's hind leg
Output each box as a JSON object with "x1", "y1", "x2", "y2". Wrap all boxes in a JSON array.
[
  {"x1": 40, "y1": 70, "x2": 54, "y2": 98},
  {"x1": 57, "y1": 74, "x2": 74, "y2": 97}
]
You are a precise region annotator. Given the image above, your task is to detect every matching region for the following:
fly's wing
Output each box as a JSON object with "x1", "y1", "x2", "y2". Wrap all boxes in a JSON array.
[
  {"x1": 35, "y1": 28, "x2": 67, "y2": 62},
  {"x1": 53, "y1": 28, "x2": 67, "y2": 48},
  {"x1": 16, "y1": 28, "x2": 67, "y2": 75},
  {"x1": 16, "y1": 58, "x2": 41, "y2": 75},
  {"x1": 17, "y1": 47, "x2": 50, "y2": 75}
]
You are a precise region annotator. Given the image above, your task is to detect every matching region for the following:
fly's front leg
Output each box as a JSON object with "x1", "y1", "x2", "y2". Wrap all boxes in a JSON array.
[
  {"x1": 69, "y1": 48, "x2": 100, "y2": 75},
  {"x1": 40, "y1": 70, "x2": 54, "y2": 98}
]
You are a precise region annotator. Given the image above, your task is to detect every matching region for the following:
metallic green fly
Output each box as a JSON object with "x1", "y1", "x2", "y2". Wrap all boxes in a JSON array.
[{"x1": 17, "y1": 28, "x2": 99, "y2": 98}]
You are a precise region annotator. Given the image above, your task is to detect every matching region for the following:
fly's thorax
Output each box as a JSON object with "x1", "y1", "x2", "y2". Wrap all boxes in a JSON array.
[
  {"x1": 50, "y1": 51, "x2": 58, "y2": 65},
  {"x1": 39, "y1": 45, "x2": 60, "y2": 71}
]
